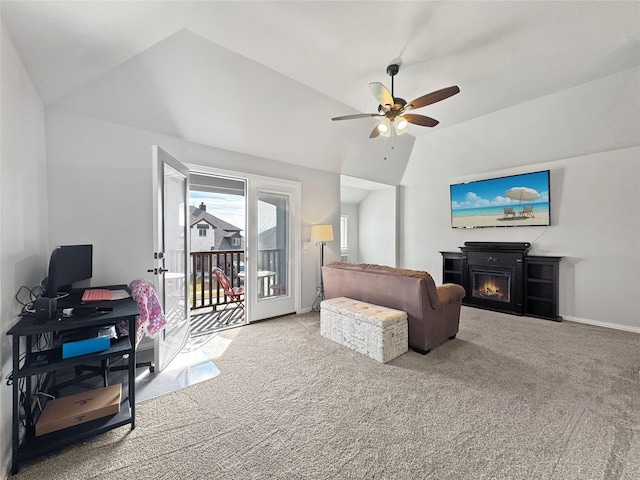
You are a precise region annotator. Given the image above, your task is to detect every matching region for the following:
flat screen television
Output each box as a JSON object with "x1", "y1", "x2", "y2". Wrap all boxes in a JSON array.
[
  {"x1": 450, "y1": 170, "x2": 550, "y2": 228},
  {"x1": 43, "y1": 244, "x2": 93, "y2": 298}
]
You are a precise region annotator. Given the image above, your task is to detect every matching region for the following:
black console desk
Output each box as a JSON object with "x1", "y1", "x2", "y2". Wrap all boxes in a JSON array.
[{"x1": 7, "y1": 287, "x2": 139, "y2": 475}]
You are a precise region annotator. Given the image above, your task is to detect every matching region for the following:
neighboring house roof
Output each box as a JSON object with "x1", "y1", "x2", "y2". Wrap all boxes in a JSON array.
[
  {"x1": 190, "y1": 205, "x2": 241, "y2": 232},
  {"x1": 190, "y1": 204, "x2": 243, "y2": 251}
]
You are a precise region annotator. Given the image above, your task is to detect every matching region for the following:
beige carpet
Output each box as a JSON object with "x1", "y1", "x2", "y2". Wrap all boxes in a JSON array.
[{"x1": 12, "y1": 307, "x2": 640, "y2": 479}]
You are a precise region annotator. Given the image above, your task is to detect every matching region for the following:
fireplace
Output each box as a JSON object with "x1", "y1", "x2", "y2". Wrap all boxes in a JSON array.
[
  {"x1": 471, "y1": 270, "x2": 511, "y2": 302},
  {"x1": 460, "y1": 242, "x2": 529, "y2": 315},
  {"x1": 441, "y1": 243, "x2": 562, "y2": 321}
]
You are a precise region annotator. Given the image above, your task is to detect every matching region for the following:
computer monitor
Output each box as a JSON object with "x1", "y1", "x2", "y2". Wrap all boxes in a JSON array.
[{"x1": 43, "y1": 245, "x2": 93, "y2": 298}]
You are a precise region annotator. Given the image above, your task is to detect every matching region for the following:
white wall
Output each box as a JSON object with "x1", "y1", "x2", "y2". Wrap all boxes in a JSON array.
[
  {"x1": 358, "y1": 187, "x2": 397, "y2": 266},
  {"x1": 45, "y1": 109, "x2": 341, "y2": 313},
  {"x1": 0, "y1": 23, "x2": 49, "y2": 478},
  {"x1": 340, "y1": 203, "x2": 359, "y2": 263},
  {"x1": 402, "y1": 67, "x2": 640, "y2": 184},
  {"x1": 400, "y1": 68, "x2": 640, "y2": 331}
]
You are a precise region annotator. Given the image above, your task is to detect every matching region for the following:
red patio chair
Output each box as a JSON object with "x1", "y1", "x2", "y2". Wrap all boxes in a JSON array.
[{"x1": 213, "y1": 267, "x2": 245, "y2": 323}]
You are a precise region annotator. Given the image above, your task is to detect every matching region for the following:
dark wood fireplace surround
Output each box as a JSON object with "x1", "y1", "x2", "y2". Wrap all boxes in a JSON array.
[{"x1": 441, "y1": 242, "x2": 562, "y2": 321}]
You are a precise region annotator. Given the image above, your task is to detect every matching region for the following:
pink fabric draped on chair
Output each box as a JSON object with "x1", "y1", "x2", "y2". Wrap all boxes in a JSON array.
[{"x1": 118, "y1": 279, "x2": 166, "y2": 347}]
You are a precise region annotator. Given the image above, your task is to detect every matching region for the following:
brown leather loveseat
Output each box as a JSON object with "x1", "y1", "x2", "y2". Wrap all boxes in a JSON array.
[{"x1": 322, "y1": 262, "x2": 466, "y2": 354}]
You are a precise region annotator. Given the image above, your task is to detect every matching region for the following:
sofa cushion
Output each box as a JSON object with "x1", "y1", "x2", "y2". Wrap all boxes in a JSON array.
[{"x1": 332, "y1": 262, "x2": 430, "y2": 279}]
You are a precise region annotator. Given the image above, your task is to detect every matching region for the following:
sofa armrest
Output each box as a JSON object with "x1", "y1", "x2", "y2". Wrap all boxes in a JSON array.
[{"x1": 436, "y1": 283, "x2": 466, "y2": 306}]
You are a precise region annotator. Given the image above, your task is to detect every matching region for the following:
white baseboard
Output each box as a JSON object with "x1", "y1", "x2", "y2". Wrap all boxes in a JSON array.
[{"x1": 561, "y1": 315, "x2": 640, "y2": 334}]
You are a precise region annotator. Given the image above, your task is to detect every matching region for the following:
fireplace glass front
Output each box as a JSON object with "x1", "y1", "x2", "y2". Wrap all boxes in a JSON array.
[{"x1": 471, "y1": 270, "x2": 511, "y2": 303}]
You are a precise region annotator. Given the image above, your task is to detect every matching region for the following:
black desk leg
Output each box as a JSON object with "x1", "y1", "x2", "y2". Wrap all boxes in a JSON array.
[
  {"x1": 11, "y1": 334, "x2": 20, "y2": 475},
  {"x1": 129, "y1": 315, "x2": 136, "y2": 430}
]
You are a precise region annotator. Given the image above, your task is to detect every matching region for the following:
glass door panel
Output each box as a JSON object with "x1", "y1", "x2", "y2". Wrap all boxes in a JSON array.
[
  {"x1": 248, "y1": 179, "x2": 300, "y2": 320},
  {"x1": 257, "y1": 192, "x2": 289, "y2": 299},
  {"x1": 152, "y1": 146, "x2": 190, "y2": 371}
]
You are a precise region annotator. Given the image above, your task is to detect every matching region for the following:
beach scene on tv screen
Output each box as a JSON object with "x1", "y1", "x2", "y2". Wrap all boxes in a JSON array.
[{"x1": 450, "y1": 171, "x2": 550, "y2": 228}]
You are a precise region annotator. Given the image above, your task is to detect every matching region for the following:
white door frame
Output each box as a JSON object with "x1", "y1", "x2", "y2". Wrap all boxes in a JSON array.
[{"x1": 186, "y1": 163, "x2": 301, "y2": 321}]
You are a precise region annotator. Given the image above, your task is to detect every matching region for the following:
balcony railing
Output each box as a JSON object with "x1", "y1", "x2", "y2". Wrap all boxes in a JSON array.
[{"x1": 189, "y1": 249, "x2": 284, "y2": 311}]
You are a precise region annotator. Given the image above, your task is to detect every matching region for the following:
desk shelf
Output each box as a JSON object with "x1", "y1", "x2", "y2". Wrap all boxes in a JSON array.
[
  {"x1": 18, "y1": 398, "x2": 132, "y2": 464},
  {"x1": 7, "y1": 293, "x2": 139, "y2": 475},
  {"x1": 19, "y1": 337, "x2": 131, "y2": 378}
]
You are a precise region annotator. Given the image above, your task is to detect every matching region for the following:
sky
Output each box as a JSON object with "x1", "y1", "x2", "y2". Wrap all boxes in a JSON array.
[
  {"x1": 189, "y1": 191, "x2": 245, "y2": 230},
  {"x1": 189, "y1": 191, "x2": 276, "y2": 233},
  {"x1": 450, "y1": 170, "x2": 550, "y2": 210}
]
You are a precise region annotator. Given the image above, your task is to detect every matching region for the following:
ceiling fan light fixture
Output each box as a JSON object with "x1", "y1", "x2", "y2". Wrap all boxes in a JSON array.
[
  {"x1": 377, "y1": 117, "x2": 391, "y2": 136},
  {"x1": 395, "y1": 116, "x2": 408, "y2": 135},
  {"x1": 331, "y1": 64, "x2": 460, "y2": 139}
]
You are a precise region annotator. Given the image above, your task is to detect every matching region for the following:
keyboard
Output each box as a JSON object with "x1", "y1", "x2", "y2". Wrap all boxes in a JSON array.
[{"x1": 81, "y1": 289, "x2": 113, "y2": 302}]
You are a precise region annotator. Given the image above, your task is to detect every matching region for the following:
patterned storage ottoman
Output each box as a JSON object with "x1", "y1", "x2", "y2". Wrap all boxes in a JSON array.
[{"x1": 320, "y1": 297, "x2": 408, "y2": 363}]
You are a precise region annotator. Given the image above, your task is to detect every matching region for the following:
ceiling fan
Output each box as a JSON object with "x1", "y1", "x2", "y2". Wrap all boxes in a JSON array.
[{"x1": 332, "y1": 64, "x2": 460, "y2": 138}]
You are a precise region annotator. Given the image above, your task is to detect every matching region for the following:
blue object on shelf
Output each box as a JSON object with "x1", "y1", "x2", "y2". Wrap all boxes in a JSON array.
[{"x1": 62, "y1": 336, "x2": 110, "y2": 359}]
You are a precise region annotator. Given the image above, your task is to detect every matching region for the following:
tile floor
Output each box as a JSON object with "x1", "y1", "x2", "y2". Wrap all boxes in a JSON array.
[{"x1": 134, "y1": 335, "x2": 220, "y2": 403}]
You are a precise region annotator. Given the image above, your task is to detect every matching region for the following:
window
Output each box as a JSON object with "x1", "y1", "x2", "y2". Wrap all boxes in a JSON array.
[
  {"x1": 232, "y1": 237, "x2": 241, "y2": 246},
  {"x1": 197, "y1": 223, "x2": 209, "y2": 237},
  {"x1": 340, "y1": 215, "x2": 349, "y2": 257}
]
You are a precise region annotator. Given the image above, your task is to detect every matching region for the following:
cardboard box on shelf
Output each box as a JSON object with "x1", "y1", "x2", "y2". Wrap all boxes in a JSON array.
[{"x1": 36, "y1": 383, "x2": 122, "y2": 436}]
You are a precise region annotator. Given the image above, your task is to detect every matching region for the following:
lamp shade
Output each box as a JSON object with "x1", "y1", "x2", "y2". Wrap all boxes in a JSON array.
[
  {"x1": 395, "y1": 116, "x2": 408, "y2": 135},
  {"x1": 310, "y1": 224, "x2": 334, "y2": 242},
  {"x1": 377, "y1": 117, "x2": 391, "y2": 137}
]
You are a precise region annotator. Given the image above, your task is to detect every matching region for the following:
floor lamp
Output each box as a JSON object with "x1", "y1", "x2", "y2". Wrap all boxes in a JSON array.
[{"x1": 310, "y1": 224, "x2": 333, "y2": 311}]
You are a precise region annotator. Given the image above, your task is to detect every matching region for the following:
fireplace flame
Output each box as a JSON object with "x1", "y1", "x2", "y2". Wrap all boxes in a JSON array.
[
  {"x1": 482, "y1": 280, "x2": 500, "y2": 295},
  {"x1": 474, "y1": 277, "x2": 506, "y2": 299},
  {"x1": 471, "y1": 270, "x2": 511, "y2": 303}
]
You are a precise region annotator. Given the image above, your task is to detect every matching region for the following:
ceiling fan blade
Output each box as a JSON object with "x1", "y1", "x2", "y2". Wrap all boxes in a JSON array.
[
  {"x1": 332, "y1": 113, "x2": 380, "y2": 121},
  {"x1": 369, "y1": 124, "x2": 381, "y2": 138},
  {"x1": 369, "y1": 82, "x2": 394, "y2": 108},
  {"x1": 407, "y1": 86, "x2": 460, "y2": 110},
  {"x1": 404, "y1": 114, "x2": 439, "y2": 127}
]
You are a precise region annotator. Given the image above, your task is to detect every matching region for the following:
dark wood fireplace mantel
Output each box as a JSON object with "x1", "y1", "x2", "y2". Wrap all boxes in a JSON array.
[{"x1": 441, "y1": 242, "x2": 562, "y2": 321}]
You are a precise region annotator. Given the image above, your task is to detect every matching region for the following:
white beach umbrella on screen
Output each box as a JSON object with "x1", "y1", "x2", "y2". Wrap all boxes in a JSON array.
[{"x1": 505, "y1": 187, "x2": 539, "y2": 204}]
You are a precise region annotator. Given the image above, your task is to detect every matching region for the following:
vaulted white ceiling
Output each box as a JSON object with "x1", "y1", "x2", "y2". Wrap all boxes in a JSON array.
[{"x1": 2, "y1": 1, "x2": 639, "y2": 185}]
